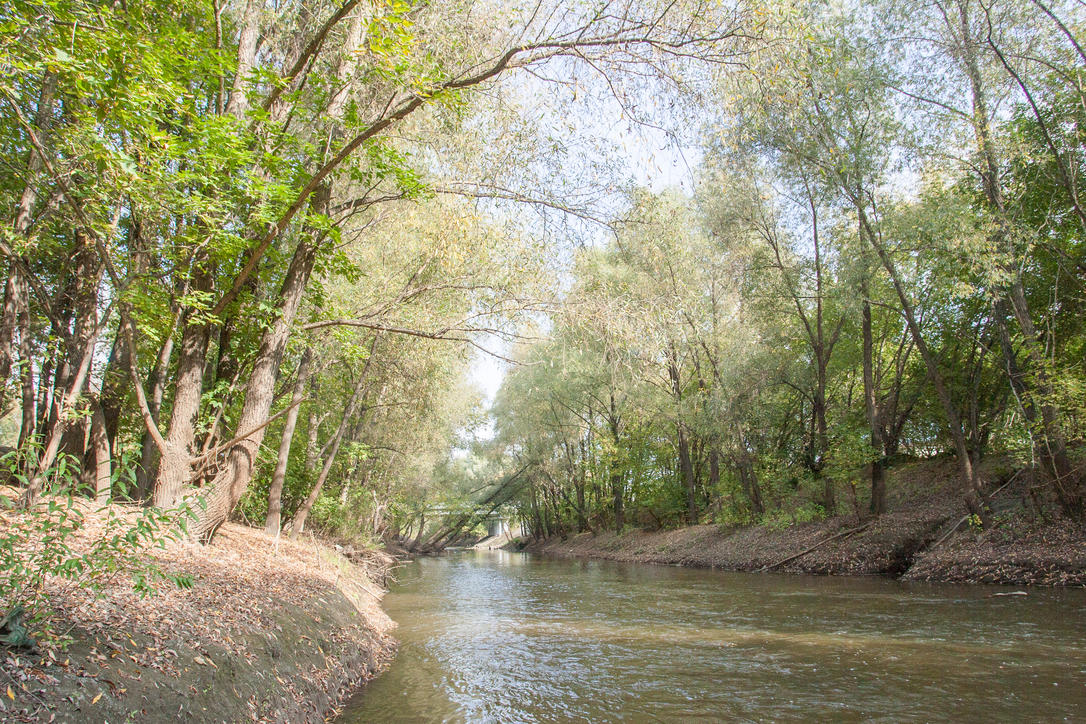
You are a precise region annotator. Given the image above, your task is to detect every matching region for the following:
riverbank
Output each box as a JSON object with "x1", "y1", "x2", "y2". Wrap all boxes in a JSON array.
[
  {"x1": 0, "y1": 496, "x2": 396, "y2": 723},
  {"x1": 522, "y1": 459, "x2": 1086, "y2": 586}
]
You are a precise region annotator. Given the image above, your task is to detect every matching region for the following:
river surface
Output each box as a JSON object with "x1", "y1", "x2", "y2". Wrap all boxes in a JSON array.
[{"x1": 340, "y1": 550, "x2": 1086, "y2": 722}]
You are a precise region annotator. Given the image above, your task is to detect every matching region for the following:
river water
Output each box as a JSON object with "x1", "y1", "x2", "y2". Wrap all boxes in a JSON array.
[{"x1": 340, "y1": 550, "x2": 1086, "y2": 722}]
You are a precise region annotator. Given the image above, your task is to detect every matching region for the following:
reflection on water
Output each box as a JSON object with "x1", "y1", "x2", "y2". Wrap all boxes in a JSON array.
[{"x1": 339, "y1": 550, "x2": 1086, "y2": 723}]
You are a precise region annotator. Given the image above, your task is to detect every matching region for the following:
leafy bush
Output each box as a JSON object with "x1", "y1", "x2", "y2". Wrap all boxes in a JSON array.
[
  {"x1": 0, "y1": 453, "x2": 198, "y2": 648},
  {"x1": 761, "y1": 502, "x2": 826, "y2": 530}
]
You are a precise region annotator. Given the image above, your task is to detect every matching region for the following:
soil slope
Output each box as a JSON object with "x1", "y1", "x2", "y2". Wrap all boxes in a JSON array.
[
  {"x1": 0, "y1": 498, "x2": 396, "y2": 723},
  {"x1": 523, "y1": 459, "x2": 1086, "y2": 586}
]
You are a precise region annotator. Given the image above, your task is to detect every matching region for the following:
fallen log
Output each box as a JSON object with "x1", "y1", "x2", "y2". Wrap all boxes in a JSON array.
[{"x1": 757, "y1": 521, "x2": 874, "y2": 572}]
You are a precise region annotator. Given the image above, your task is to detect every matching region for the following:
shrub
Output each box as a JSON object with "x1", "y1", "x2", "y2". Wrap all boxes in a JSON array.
[{"x1": 0, "y1": 453, "x2": 197, "y2": 649}]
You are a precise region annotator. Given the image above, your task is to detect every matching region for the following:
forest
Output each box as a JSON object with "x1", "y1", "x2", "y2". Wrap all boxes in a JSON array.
[{"x1": 1, "y1": 0, "x2": 1083, "y2": 563}]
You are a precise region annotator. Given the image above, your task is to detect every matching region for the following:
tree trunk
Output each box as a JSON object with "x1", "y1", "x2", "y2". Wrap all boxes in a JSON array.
[
  {"x1": 862, "y1": 290, "x2": 887, "y2": 516},
  {"x1": 677, "y1": 425, "x2": 698, "y2": 525},
  {"x1": 410, "y1": 512, "x2": 426, "y2": 550},
  {"x1": 812, "y1": 384, "x2": 834, "y2": 515},
  {"x1": 224, "y1": 0, "x2": 261, "y2": 118},
  {"x1": 956, "y1": 0, "x2": 1082, "y2": 522},
  {"x1": 858, "y1": 207, "x2": 989, "y2": 524},
  {"x1": 33, "y1": 358, "x2": 52, "y2": 451},
  {"x1": 575, "y1": 439, "x2": 590, "y2": 532},
  {"x1": 291, "y1": 341, "x2": 375, "y2": 537},
  {"x1": 608, "y1": 392, "x2": 624, "y2": 532},
  {"x1": 0, "y1": 274, "x2": 21, "y2": 416},
  {"x1": 16, "y1": 300, "x2": 36, "y2": 452},
  {"x1": 1, "y1": 73, "x2": 57, "y2": 412},
  {"x1": 152, "y1": 261, "x2": 212, "y2": 507},
  {"x1": 98, "y1": 334, "x2": 130, "y2": 453},
  {"x1": 135, "y1": 328, "x2": 176, "y2": 499},
  {"x1": 90, "y1": 399, "x2": 111, "y2": 503},
  {"x1": 708, "y1": 443, "x2": 721, "y2": 518},
  {"x1": 189, "y1": 186, "x2": 329, "y2": 540},
  {"x1": 265, "y1": 348, "x2": 311, "y2": 535},
  {"x1": 22, "y1": 230, "x2": 102, "y2": 504},
  {"x1": 22, "y1": 326, "x2": 100, "y2": 504},
  {"x1": 305, "y1": 382, "x2": 321, "y2": 476}
]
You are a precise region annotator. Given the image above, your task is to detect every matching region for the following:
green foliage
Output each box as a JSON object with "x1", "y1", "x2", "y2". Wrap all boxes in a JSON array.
[
  {"x1": 0, "y1": 453, "x2": 198, "y2": 648},
  {"x1": 761, "y1": 502, "x2": 826, "y2": 531}
]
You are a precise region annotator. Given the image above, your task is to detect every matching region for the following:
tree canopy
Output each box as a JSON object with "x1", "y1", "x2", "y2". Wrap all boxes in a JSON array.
[{"x1": 1, "y1": 0, "x2": 1083, "y2": 548}]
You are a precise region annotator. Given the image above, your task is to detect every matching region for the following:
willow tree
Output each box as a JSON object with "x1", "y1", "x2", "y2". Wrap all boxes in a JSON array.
[{"x1": 1, "y1": 0, "x2": 756, "y2": 540}]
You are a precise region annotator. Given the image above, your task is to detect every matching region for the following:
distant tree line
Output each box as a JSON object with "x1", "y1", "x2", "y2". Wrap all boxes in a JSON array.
[{"x1": 493, "y1": 0, "x2": 1086, "y2": 537}]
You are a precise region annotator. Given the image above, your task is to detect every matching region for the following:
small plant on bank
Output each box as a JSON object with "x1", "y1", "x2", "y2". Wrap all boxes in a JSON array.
[
  {"x1": 967, "y1": 513, "x2": 984, "y2": 533},
  {"x1": 0, "y1": 451, "x2": 199, "y2": 650}
]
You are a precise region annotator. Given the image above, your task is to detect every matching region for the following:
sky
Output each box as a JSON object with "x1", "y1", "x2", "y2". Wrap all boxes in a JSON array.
[
  {"x1": 454, "y1": 43, "x2": 713, "y2": 443},
  {"x1": 463, "y1": 118, "x2": 700, "y2": 439}
]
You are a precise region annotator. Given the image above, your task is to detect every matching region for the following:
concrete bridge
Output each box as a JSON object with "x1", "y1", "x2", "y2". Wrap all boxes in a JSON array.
[{"x1": 423, "y1": 505, "x2": 519, "y2": 540}]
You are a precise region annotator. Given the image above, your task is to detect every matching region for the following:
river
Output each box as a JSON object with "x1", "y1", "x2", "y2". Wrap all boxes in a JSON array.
[{"x1": 339, "y1": 550, "x2": 1086, "y2": 722}]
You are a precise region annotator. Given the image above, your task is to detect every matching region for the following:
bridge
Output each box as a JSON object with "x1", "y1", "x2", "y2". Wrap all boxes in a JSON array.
[{"x1": 421, "y1": 505, "x2": 520, "y2": 542}]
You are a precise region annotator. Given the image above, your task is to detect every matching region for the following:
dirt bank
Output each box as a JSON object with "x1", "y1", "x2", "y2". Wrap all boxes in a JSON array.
[
  {"x1": 0, "y1": 499, "x2": 397, "y2": 723},
  {"x1": 522, "y1": 460, "x2": 1086, "y2": 586}
]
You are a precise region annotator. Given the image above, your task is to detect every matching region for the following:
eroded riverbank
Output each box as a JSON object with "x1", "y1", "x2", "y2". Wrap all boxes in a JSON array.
[
  {"x1": 521, "y1": 461, "x2": 1086, "y2": 586},
  {"x1": 0, "y1": 503, "x2": 396, "y2": 723},
  {"x1": 523, "y1": 511, "x2": 1086, "y2": 585}
]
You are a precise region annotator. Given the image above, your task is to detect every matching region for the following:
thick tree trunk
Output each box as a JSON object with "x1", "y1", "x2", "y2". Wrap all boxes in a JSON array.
[
  {"x1": 152, "y1": 316, "x2": 210, "y2": 507},
  {"x1": 152, "y1": 255, "x2": 213, "y2": 507},
  {"x1": 224, "y1": 0, "x2": 261, "y2": 118},
  {"x1": 90, "y1": 399, "x2": 111, "y2": 502},
  {"x1": 189, "y1": 183, "x2": 328, "y2": 540}
]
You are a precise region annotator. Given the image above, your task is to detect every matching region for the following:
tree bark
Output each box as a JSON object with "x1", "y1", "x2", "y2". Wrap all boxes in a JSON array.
[
  {"x1": 265, "y1": 348, "x2": 311, "y2": 535},
  {"x1": 291, "y1": 339, "x2": 376, "y2": 537},
  {"x1": 90, "y1": 398, "x2": 111, "y2": 502},
  {"x1": 152, "y1": 264, "x2": 212, "y2": 507},
  {"x1": 858, "y1": 207, "x2": 989, "y2": 524},
  {"x1": 677, "y1": 425, "x2": 698, "y2": 525},
  {"x1": 135, "y1": 326, "x2": 176, "y2": 499},
  {"x1": 607, "y1": 392, "x2": 624, "y2": 532},
  {"x1": 189, "y1": 186, "x2": 330, "y2": 541},
  {"x1": 16, "y1": 299, "x2": 35, "y2": 452},
  {"x1": 224, "y1": 0, "x2": 261, "y2": 118},
  {"x1": 862, "y1": 289, "x2": 887, "y2": 516}
]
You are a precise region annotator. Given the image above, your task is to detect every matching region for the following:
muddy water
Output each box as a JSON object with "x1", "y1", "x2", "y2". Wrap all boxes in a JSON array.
[{"x1": 340, "y1": 550, "x2": 1086, "y2": 722}]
